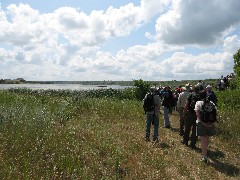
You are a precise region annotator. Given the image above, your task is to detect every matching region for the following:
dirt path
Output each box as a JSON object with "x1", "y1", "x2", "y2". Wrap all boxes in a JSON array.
[{"x1": 136, "y1": 111, "x2": 240, "y2": 179}]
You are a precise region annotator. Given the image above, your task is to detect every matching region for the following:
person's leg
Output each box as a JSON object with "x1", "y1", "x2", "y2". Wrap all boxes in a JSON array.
[
  {"x1": 163, "y1": 106, "x2": 170, "y2": 127},
  {"x1": 190, "y1": 118, "x2": 198, "y2": 148},
  {"x1": 179, "y1": 107, "x2": 184, "y2": 136},
  {"x1": 200, "y1": 136, "x2": 209, "y2": 158},
  {"x1": 153, "y1": 115, "x2": 159, "y2": 141},
  {"x1": 145, "y1": 114, "x2": 152, "y2": 141},
  {"x1": 183, "y1": 117, "x2": 190, "y2": 146},
  {"x1": 183, "y1": 111, "x2": 192, "y2": 146}
]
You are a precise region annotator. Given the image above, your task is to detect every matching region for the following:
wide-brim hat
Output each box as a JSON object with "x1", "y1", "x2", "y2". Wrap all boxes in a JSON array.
[
  {"x1": 206, "y1": 85, "x2": 212, "y2": 89},
  {"x1": 185, "y1": 83, "x2": 191, "y2": 89}
]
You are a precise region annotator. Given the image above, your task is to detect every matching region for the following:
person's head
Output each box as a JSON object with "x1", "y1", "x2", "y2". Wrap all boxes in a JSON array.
[
  {"x1": 150, "y1": 87, "x2": 157, "y2": 94},
  {"x1": 163, "y1": 86, "x2": 169, "y2": 91},
  {"x1": 199, "y1": 90, "x2": 207, "y2": 100},
  {"x1": 193, "y1": 85, "x2": 200, "y2": 93},
  {"x1": 185, "y1": 83, "x2": 191, "y2": 91},
  {"x1": 206, "y1": 85, "x2": 212, "y2": 91}
]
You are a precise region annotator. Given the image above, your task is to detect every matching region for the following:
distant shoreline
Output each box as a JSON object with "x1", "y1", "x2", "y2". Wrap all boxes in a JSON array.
[{"x1": 0, "y1": 79, "x2": 220, "y2": 88}]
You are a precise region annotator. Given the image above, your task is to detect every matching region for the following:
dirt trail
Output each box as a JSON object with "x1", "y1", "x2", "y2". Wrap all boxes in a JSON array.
[{"x1": 137, "y1": 111, "x2": 240, "y2": 179}]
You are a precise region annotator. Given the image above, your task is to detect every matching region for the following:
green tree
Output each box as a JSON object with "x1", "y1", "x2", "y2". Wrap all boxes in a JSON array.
[
  {"x1": 233, "y1": 49, "x2": 240, "y2": 77},
  {"x1": 133, "y1": 79, "x2": 152, "y2": 100},
  {"x1": 233, "y1": 49, "x2": 240, "y2": 88}
]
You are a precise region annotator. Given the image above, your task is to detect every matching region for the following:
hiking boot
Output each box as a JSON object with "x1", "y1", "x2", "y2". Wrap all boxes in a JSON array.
[
  {"x1": 153, "y1": 137, "x2": 159, "y2": 143},
  {"x1": 200, "y1": 156, "x2": 208, "y2": 163}
]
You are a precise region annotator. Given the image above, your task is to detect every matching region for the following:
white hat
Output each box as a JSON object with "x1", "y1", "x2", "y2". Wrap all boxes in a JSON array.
[
  {"x1": 185, "y1": 83, "x2": 191, "y2": 89},
  {"x1": 206, "y1": 85, "x2": 212, "y2": 89}
]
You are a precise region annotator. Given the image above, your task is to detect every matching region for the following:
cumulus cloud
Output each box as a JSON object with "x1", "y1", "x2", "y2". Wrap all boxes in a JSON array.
[
  {"x1": 155, "y1": 0, "x2": 240, "y2": 46},
  {"x1": 0, "y1": 1, "x2": 239, "y2": 81}
]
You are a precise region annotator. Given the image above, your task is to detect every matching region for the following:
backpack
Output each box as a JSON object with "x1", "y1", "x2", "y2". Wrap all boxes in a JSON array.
[
  {"x1": 162, "y1": 91, "x2": 174, "y2": 108},
  {"x1": 188, "y1": 93, "x2": 201, "y2": 111},
  {"x1": 200, "y1": 99, "x2": 217, "y2": 123},
  {"x1": 207, "y1": 91, "x2": 218, "y2": 106},
  {"x1": 143, "y1": 94, "x2": 156, "y2": 113}
]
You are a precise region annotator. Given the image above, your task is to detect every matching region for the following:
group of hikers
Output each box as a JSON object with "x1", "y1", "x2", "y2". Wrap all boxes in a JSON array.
[
  {"x1": 143, "y1": 81, "x2": 218, "y2": 163},
  {"x1": 217, "y1": 73, "x2": 235, "y2": 91}
]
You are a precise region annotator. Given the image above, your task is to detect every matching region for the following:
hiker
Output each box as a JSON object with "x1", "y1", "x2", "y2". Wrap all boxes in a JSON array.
[
  {"x1": 195, "y1": 90, "x2": 217, "y2": 163},
  {"x1": 143, "y1": 87, "x2": 162, "y2": 142},
  {"x1": 177, "y1": 83, "x2": 191, "y2": 136},
  {"x1": 197, "y1": 80, "x2": 204, "y2": 91},
  {"x1": 182, "y1": 85, "x2": 200, "y2": 149},
  {"x1": 173, "y1": 87, "x2": 181, "y2": 111},
  {"x1": 205, "y1": 85, "x2": 218, "y2": 106},
  {"x1": 160, "y1": 86, "x2": 174, "y2": 128}
]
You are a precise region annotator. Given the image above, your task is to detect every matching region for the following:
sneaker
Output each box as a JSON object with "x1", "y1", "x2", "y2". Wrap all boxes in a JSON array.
[
  {"x1": 153, "y1": 138, "x2": 159, "y2": 143},
  {"x1": 200, "y1": 156, "x2": 208, "y2": 163}
]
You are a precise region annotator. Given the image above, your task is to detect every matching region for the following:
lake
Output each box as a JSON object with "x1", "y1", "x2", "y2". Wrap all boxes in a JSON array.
[{"x1": 0, "y1": 84, "x2": 132, "y2": 90}]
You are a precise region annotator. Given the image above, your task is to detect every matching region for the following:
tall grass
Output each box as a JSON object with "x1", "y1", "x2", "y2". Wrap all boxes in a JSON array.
[
  {"x1": 0, "y1": 88, "x2": 239, "y2": 179},
  {"x1": 0, "y1": 89, "x2": 148, "y2": 179},
  {"x1": 215, "y1": 90, "x2": 240, "y2": 152}
]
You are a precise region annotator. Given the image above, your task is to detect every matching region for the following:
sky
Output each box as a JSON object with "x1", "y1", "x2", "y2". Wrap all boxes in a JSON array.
[{"x1": 0, "y1": 0, "x2": 240, "y2": 81}]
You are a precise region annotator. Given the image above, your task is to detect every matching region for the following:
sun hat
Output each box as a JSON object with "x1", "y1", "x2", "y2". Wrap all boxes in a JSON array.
[
  {"x1": 206, "y1": 85, "x2": 212, "y2": 89},
  {"x1": 185, "y1": 83, "x2": 191, "y2": 90}
]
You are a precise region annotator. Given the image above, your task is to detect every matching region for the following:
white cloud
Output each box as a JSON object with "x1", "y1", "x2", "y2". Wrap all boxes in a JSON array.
[
  {"x1": 223, "y1": 35, "x2": 240, "y2": 54},
  {"x1": 155, "y1": 0, "x2": 240, "y2": 46},
  {"x1": 0, "y1": 1, "x2": 239, "y2": 81}
]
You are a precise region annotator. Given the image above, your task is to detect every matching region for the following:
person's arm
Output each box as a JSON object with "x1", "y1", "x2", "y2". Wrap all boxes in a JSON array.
[
  {"x1": 183, "y1": 100, "x2": 189, "y2": 119},
  {"x1": 155, "y1": 95, "x2": 162, "y2": 110},
  {"x1": 177, "y1": 93, "x2": 183, "y2": 110}
]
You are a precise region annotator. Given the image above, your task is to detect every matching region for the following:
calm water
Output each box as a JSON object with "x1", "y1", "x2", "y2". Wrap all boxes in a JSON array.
[{"x1": 0, "y1": 84, "x2": 132, "y2": 90}]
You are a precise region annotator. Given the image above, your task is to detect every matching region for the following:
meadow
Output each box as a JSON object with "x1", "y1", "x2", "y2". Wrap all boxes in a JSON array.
[{"x1": 0, "y1": 88, "x2": 239, "y2": 179}]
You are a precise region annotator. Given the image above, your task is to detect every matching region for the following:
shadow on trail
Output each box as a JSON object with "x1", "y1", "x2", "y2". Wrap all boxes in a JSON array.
[
  {"x1": 169, "y1": 127, "x2": 179, "y2": 133},
  {"x1": 208, "y1": 149, "x2": 240, "y2": 177},
  {"x1": 208, "y1": 149, "x2": 225, "y2": 159},
  {"x1": 152, "y1": 141, "x2": 170, "y2": 149},
  {"x1": 209, "y1": 159, "x2": 240, "y2": 177}
]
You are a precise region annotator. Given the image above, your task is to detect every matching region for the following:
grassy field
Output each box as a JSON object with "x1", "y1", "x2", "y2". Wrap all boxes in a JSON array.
[{"x1": 0, "y1": 88, "x2": 239, "y2": 179}]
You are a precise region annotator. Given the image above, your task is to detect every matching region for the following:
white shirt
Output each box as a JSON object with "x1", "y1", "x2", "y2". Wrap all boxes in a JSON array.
[{"x1": 177, "y1": 91, "x2": 191, "y2": 108}]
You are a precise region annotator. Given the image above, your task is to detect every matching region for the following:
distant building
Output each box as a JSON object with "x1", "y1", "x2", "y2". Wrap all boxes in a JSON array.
[
  {"x1": 3, "y1": 79, "x2": 12, "y2": 83},
  {"x1": 1, "y1": 78, "x2": 26, "y2": 84},
  {"x1": 15, "y1": 78, "x2": 26, "y2": 83}
]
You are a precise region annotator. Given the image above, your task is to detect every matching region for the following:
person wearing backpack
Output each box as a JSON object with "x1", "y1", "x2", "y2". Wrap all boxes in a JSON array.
[
  {"x1": 182, "y1": 85, "x2": 200, "y2": 149},
  {"x1": 205, "y1": 85, "x2": 218, "y2": 107},
  {"x1": 195, "y1": 90, "x2": 217, "y2": 163},
  {"x1": 143, "y1": 87, "x2": 162, "y2": 142},
  {"x1": 177, "y1": 83, "x2": 191, "y2": 136},
  {"x1": 160, "y1": 86, "x2": 174, "y2": 128}
]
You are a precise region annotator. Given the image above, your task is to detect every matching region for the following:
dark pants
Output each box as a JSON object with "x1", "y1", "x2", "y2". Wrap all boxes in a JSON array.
[
  {"x1": 178, "y1": 107, "x2": 184, "y2": 135},
  {"x1": 183, "y1": 110, "x2": 197, "y2": 147},
  {"x1": 146, "y1": 114, "x2": 159, "y2": 140}
]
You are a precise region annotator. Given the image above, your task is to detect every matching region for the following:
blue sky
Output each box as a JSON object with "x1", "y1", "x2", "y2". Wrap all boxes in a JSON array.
[{"x1": 0, "y1": 0, "x2": 240, "y2": 81}]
